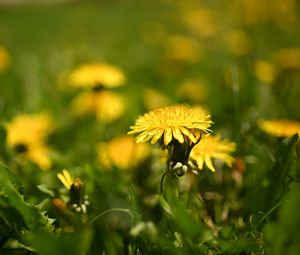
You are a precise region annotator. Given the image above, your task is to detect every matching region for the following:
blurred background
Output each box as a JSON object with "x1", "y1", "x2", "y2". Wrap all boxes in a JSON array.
[{"x1": 0, "y1": 0, "x2": 300, "y2": 254}]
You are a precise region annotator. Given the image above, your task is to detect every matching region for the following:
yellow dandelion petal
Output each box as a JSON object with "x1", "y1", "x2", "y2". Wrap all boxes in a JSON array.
[
  {"x1": 57, "y1": 170, "x2": 73, "y2": 190},
  {"x1": 57, "y1": 174, "x2": 71, "y2": 190},
  {"x1": 62, "y1": 169, "x2": 73, "y2": 187},
  {"x1": 204, "y1": 155, "x2": 216, "y2": 172},
  {"x1": 164, "y1": 127, "x2": 173, "y2": 145},
  {"x1": 172, "y1": 127, "x2": 184, "y2": 143},
  {"x1": 136, "y1": 131, "x2": 153, "y2": 143},
  {"x1": 196, "y1": 157, "x2": 204, "y2": 170},
  {"x1": 151, "y1": 129, "x2": 164, "y2": 144}
]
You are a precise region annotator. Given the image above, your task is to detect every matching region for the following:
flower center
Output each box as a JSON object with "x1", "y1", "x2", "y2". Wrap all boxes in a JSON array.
[
  {"x1": 92, "y1": 84, "x2": 104, "y2": 92},
  {"x1": 14, "y1": 143, "x2": 28, "y2": 154}
]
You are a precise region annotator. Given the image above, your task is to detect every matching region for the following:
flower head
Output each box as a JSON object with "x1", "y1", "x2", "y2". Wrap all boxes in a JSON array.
[
  {"x1": 128, "y1": 105, "x2": 212, "y2": 146},
  {"x1": 190, "y1": 134, "x2": 236, "y2": 172},
  {"x1": 164, "y1": 35, "x2": 201, "y2": 63},
  {"x1": 254, "y1": 60, "x2": 277, "y2": 84},
  {"x1": 275, "y1": 48, "x2": 300, "y2": 71},
  {"x1": 68, "y1": 63, "x2": 126, "y2": 89},
  {"x1": 128, "y1": 105, "x2": 212, "y2": 174},
  {"x1": 6, "y1": 113, "x2": 53, "y2": 146},
  {"x1": 57, "y1": 170, "x2": 89, "y2": 213},
  {"x1": 71, "y1": 90, "x2": 125, "y2": 122},
  {"x1": 5, "y1": 113, "x2": 54, "y2": 170},
  {"x1": 259, "y1": 119, "x2": 300, "y2": 137},
  {"x1": 98, "y1": 136, "x2": 150, "y2": 170}
]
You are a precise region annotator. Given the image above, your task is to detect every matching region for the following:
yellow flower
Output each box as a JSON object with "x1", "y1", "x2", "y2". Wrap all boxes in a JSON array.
[
  {"x1": 143, "y1": 89, "x2": 170, "y2": 111},
  {"x1": 164, "y1": 35, "x2": 201, "y2": 63},
  {"x1": 225, "y1": 30, "x2": 251, "y2": 56},
  {"x1": 177, "y1": 79, "x2": 207, "y2": 103},
  {"x1": 97, "y1": 136, "x2": 150, "y2": 170},
  {"x1": 259, "y1": 119, "x2": 300, "y2": 137},
  {"x1": 71, "y1": 90, "x2": 125, "y2": 122},
  {"x1": 5, "y1": 113, "x2": 53, "y2": 146},
  {"x1": 190, "y1": 134, "x2": 236, "y2": 172},
  {"x1": 182, "y1": 8, "x2": 217, "y2": 38},
  {"x1": 5, "y1": 113, "x2": 54, "y2": 170},
  {"x1": 128, "y1": 105, "x2": 212, "y2": 146},
  {"x1": 254, "y1": 60, "x2": 277, "y2": 84},
  {"x1": 0, "y1": 46, "x2": 11, "y2": 72},
  {"x1": 68, "y1": 63, "x2": 126, "y2": 89},
  {"x1": 57, "y1": 170, "x2": 88, "y2": 213},
  {"x1": 275, "y1": 48, "x2": 300, "y2": 71},
  {"x1": 128, "y1": 105, "x2": 213, "y2": 174}
]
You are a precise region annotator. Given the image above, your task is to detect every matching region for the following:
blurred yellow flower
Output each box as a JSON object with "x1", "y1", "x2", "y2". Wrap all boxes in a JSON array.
[
  {"x1": 0, "y1": 46, "x2": 11, "y2": 72},
  {"x1": 190, "y1": 134, "x2": 236, "y2": 172},
  {"x1": 71, "y1": 90, "x2": 125, "y2": 122},
  {"x1": 225, "y1": 30, "x2": 251, "y2": 56},
  {"x1": 143, "y1": 89, "x2": 170, "y2": 111},
  {"x1": 164, "y1": 35, "x2": 201, "y2": 63},
  {"x1": 235, "y1": 0, "x2": 296, "y2": 26},
  {"x1": 68, "y1": 63, "x2": 126, "y2": 89},
  {"x1": 177, "y1": 79, "x2": 207, "y2": 103},
  {"x1": 5, "y1": 113, "x2": 54, "y2": 170},
  {"x1": 128, "y1": 105, "x2": 212, "y2": 146},
  {"x1": 254, "y1": 60, "x2": 277, "y2": 84},
  {"x1": 259, "y1": 120, "x2": 300, "y2": 137},
  {"x1": 5, "y1": 113, "x2": 54, "y2": 146},
  {"x1": 97, "y1": 136, "x2": 150, "y2": 170},
  {"x1": 275, "y1": 48, "x2": 300, "y2": 71},
  {"x1": 182, "y1": 8, "x2": 217, "y2": 38}
]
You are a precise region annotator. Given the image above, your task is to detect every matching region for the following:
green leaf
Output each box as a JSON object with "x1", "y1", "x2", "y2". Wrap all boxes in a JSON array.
[
  {"x1": 0, "y1": 161, "x2": 24, "y2": 194},
  {"x1": 26, "y1": 229, "x2": 93, "y2": 255},
  {"x1": 0, "y1": 164, "x2": 54, "y2": 232}
]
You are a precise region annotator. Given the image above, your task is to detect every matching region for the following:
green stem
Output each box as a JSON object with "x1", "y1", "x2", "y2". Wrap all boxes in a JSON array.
[{"x1": 85, "y1": 208, "x2": 135, "y2": 229}]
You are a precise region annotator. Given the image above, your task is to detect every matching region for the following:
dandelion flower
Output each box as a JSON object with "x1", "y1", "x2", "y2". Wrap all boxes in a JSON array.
[
  {"x1": 6, "y1": 113, "x2": 53, "y2": 146},
  {"x1": 68, "y1": 63, "x2": 126, "y2": 89},
  {"x1": 226, "y1": 30, "x2": 251, "y2": 56},
  {"x1": 5, "y1": 113, "x2": 54, "y2": 170},
  {"x1": 275, "y1": 48, "x2": 300, "y2": 71},
  {"x1": 254, "y1": 60, "x2": 277, "y2": 84},
  {"x1": 57, "y1": 170, "x2": 89, "y2": 213},
  {"x1": 165, "y1": 35, "x2": 201, "y2": 63},
  {"x1": 128, "y1": 105, "x2": 212, "y2": 146},
  {"x1": 190, "y1": 134, "x2": 236, "y2": 172},
  {"x1": 128, "y1": 105, "x2": 212, "y2": 174},
  {"x1": 143, "y1": 89, "x2": 170, "y2": 111},
  {"x1": 182, "y1": 8, "x2": 217, "y2": 38},
  {"x1": 71, "y1": 90, "x2": 125, "y2": 122},
  {"x1": 177, "y1": 79, "x2": 207, "y2": 103},
  {"x1": 97, "y1": 136, "x2": 150, "y2": 170},
  {"x1": 259, "y1": 119, "x2": 300, "y2": 137}
]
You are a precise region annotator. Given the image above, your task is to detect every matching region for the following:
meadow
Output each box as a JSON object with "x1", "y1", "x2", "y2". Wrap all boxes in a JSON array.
[{"x1": 0, "y1": 0, "x2": 300, "y2": 254}]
